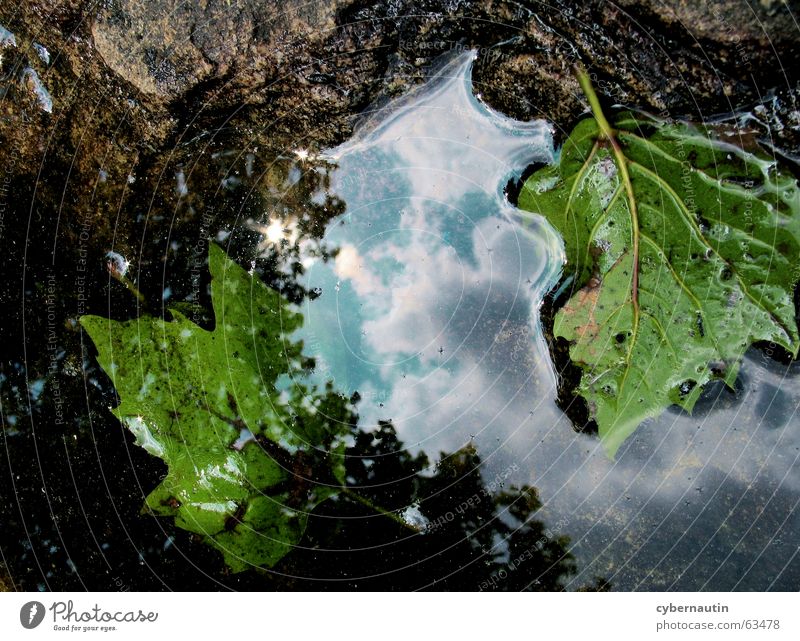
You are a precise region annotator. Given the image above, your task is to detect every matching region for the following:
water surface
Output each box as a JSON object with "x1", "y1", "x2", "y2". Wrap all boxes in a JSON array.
[{"x1": 280, "y1": 52, "x2": 800, "y2": 590}]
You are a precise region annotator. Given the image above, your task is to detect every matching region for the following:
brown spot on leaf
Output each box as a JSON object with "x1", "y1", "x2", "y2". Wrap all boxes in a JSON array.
[{"x1": 561, "y1": 280, "x2": 603, "y2": 345}]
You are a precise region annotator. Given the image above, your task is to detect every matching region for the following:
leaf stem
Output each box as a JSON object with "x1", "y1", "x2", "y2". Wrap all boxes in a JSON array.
[
  {"x1": 343, "y1": 488, "x2": 421, "y2": 533},
  {"x1": 107, "y1": 258, "x2": 147, "y2": 306},
  {"x1": 115, "y1": 272, "x2": 146, "y2": 305},
  {"x1": 575, "y1": 66, "x2": 641, "y2": 317}
]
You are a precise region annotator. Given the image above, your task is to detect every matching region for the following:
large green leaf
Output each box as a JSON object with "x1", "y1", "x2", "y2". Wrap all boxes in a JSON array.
[
  {"x1": 519, "y1": 95, "x2": 800, "y2": 457},
  {"x1": 81, "y1": 244, "x2": 351, "y2": 571}
]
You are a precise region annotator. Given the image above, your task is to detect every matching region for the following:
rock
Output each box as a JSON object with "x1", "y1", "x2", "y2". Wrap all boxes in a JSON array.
[
  {"x1": 470, "y1": 0, "x2": 800, "y2": 139},
  {"x1": 8, "y1": 1, "x2": 800, "y2": 153},
  {"x1": 1, "y1": 0, "x2": 798, "y2": 268},
  {"x1": 90, "y1": 0, "x2": 348, "y2": 99},
  {"x1": 617, "y1": 0, "x2": 799, "y2": 43}
]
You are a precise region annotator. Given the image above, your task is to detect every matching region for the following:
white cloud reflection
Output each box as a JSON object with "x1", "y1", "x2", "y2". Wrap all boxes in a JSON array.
[{"x1": 296, "y1": 52, "x2": 800, "y2": 589}]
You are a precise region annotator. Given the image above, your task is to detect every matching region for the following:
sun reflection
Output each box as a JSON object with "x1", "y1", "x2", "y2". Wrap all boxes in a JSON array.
[
  {"x1": 250, "y1": 216, "x2": 304, "y2": 255},
  {"x1": 263, "y1": 218, "x2": 285, "y2": 243},
  {"x1": 294, "y1": 148, "x2": 311, "y2": 161}
]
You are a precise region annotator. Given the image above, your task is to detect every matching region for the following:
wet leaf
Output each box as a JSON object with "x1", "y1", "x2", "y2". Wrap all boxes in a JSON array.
[
  {"x1": 80, "y1": 244, "x2": 351, "y2": 571},
  {"x1": 519, "y1": 107, "x2": 800, "y2": 457}
]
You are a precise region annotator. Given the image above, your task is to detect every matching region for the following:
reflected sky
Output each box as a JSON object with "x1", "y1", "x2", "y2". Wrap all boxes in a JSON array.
[{"x1": 292, "y1": 52, "x2": 800, "y2": 590}]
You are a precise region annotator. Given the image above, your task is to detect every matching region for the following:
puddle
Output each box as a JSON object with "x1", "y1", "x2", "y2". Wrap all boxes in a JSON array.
[
  {"x1": 278, "y1": 52, "x2": 800, "y2": 590},
  {"x1": 3, "y1": 47, "x2": 798, "y2": 592},
  {"x1": 297, "y1": 52, "x2": 562, "y2": 454}
]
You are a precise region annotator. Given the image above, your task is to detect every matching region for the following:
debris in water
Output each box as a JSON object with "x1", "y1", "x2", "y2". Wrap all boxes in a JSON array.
[
  {"x1": 400, "y1": 503, "x2": 429, "y2": 531},
  {"x1": 33, "y1": 42, "x2": 50, "y2": 65},
  {"x1": 106, "y1": 251, "x2": 130, "y2": 278},
  {"x1": 22, "y1": 67, "x2": 53, "y2": 113},
  {"x1": 175, "y1": 170, "x2": 188, "y2": 196},
  {"x1": 0, "y1": 23, "x2": 15, "y2": 48}
]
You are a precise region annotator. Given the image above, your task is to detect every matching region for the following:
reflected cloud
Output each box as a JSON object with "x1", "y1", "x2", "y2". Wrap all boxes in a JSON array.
[{"x1": 296, "y1": 51, "x2": 800, "y2": 590}]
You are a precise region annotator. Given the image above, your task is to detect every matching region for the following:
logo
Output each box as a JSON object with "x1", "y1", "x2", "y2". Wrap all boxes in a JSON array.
[{"x1": 20, "y1": 601, "x2": 46, "y2": 629}]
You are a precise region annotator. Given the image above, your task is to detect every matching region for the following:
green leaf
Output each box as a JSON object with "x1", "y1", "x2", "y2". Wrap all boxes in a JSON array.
[
  {"x1": 80, "y1": 244, "x2": 351, "y2": 571},
  {"x1": 519, "y1": 90, "x2": 800, "y2": 457}
]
